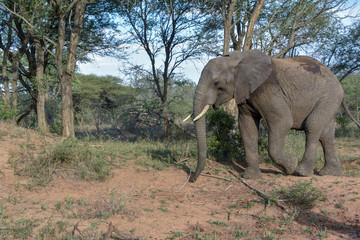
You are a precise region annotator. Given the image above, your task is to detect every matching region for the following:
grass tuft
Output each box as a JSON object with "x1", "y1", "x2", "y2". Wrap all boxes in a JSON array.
[{"x1": 10, "y1": 138, "x2": 120, "y2": 186}]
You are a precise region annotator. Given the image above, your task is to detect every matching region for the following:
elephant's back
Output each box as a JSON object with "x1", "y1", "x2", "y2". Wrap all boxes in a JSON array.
[{"x1": 271, "y1": 56, "x2": 342, "y2": 97}]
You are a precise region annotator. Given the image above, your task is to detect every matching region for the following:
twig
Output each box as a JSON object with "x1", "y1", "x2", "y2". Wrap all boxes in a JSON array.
[
  {"x1": 104, "y1": 222, "x2": 144, "y2": 240},
  {"x1": 71, "y1": 218, "x2": 84, "y2": 237},
  {"x1": 227, "y1": 170, "x2": 291, "y2": 214},
  {"x1": 176, "y1": 165, "x2": 192, "y2": 192},
  {"x1": 200, "y1": 173, "x2": 232, "y2": 181}
]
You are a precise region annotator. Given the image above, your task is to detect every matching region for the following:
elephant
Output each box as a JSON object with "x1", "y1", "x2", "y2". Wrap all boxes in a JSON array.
[{"x1": 185, "y1": 49, "x2": 360, "y2": 182}]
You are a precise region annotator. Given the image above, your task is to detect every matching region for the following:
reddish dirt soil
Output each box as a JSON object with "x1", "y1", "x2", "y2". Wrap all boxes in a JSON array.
[{"x1": 0, "y1": 122, "x2": 359, "y2": 239}]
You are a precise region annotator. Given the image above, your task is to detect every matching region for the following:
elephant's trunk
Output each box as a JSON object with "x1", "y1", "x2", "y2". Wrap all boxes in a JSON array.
[{"x1": 189, "y1": 83, "x2": 209, "y2": 182}]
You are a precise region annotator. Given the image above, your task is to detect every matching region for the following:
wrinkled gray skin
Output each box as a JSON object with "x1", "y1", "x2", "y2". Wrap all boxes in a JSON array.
[{"x1": 190, "y1": 50, "x2": 345, "y2": 182}]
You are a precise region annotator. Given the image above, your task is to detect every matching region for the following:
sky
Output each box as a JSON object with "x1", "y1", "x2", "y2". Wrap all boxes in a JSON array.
[
  {"x1": 77, "y1": 50, "x2": 208, "y2": 83},
  {"x1": 78, "y1": 2, "x2": 360, "y2": 84}
]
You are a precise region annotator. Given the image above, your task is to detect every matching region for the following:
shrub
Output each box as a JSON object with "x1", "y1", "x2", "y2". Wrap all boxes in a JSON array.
[
  {"x1": 280, "y1": 182, "x2": 326, "y2": 209},
  {"x1": 206, "y1": 109, "x2": 244, "y2": 162},
  {"x1": 0, "y1": 103, "x2": 18, "y2": 121}
]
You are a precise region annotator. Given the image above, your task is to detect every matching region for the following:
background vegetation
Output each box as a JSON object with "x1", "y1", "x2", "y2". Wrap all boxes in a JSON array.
[{"x1": 0, "y1": 0, "x2": 359, "y2": 165}]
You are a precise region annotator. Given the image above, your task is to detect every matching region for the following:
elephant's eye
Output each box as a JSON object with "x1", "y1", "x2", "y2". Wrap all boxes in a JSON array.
[
  {"x1": 217, "y1": 87, "x2": 226, "y2": 94},
  {"x1": 214, "y1": 81, "x2": 220, "y2": 87}
]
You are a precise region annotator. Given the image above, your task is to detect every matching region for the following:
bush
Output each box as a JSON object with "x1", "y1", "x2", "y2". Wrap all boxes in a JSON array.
[
  {"x1": 0, "y1": 103, "x2": 18, "y2": 121},
  {"x1": 206, "y1": 109, "x2": 244, "y2": 162},
  {"x1": 336, "y1": 115, "x2": 351, "y2": 129},
  {"x1": 280, "y1": 181, "x2": 326, "y2": 209}
]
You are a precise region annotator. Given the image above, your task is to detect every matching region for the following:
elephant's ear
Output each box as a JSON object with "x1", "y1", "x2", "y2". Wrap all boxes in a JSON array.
[{"x1": 234, "y1": 50, "x2": 273, "y2": 104}]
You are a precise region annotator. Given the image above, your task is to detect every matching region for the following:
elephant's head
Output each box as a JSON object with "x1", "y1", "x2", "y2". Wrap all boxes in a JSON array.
[{"x1": 189, "y1": 50, "x2": 273, "y2": 182}]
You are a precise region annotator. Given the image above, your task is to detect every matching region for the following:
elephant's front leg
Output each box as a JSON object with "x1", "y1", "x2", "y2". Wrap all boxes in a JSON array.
[
  {"x1": 267, "y1": 117, "x2": 298, "y2": 175},
  {"x1": 238, "y1": 113, "x2": 262, "y2": 179}
]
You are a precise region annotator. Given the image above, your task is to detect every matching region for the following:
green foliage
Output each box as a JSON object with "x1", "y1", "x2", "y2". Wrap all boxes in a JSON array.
[
  {"x1": 0, "y1": 103, "x2": 18, "y2": 121},
  {"x1": 0, "y1": 218, "x2": 35, "y2": 239},
  {"x1": 336, "y1": 116, "x2": 351, "y2": 129},
  {"x1": 280, "y1": 182, "x2": 326, "y2": 209},
  {"x1": 336, "y1": 73, "x2": 360, "y2": 137},
  {"x1": 206, "y1": 109, "x2": 244, "y2": 162},
  {"x1": 73, "y1": 74, "x2": 134, "y2": 132},
  {"x1": 73, "y1": 74, "x2": 195, "y2": 140}
]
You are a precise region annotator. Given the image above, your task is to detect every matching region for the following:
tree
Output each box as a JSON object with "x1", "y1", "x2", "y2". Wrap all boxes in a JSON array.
[
  {"x1": 116, "y1": 0, "x2": 205, "y2": 138},
  {"x1": 45, "y1": 0, "x2": 88, "y2": 137},
  {"x1": 1, "y1": 0, "x2": 118, "y2": 135},
  {"x1": 0, "y1": 11, "x2": 13, "y2": 109},
  {"x1": 73, "y1": 74, "x2": 131, "y2": 133},
  {"x1": 200, "y1": 0, "x2": 351, "y2": 56},
  {"x1": 256, "y1": 0, "x2": 350, "y2": 58},
  {"x1": 319, "y1": 20, "x2": 360, "y2": 81},
  {"x1": 0, "y1": 0, "x2": 53, "y2": 131},
  {"x1": 48, "y1": 0, "x2": 123, "y2": 137}
]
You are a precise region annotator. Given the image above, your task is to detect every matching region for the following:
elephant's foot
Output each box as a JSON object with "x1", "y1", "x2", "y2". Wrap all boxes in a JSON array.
[
  {"x1": 275, "y1": 157, "x2": 298, "y2": 175},
  {"x1": 243, "y1": 167, "x2": 262, "y2": 179},
  {"x1": 295, "y1": 161, "x2": 314, "y2": 177},
  {"x1": 319, "y1": 163, "x2": 341, "y2": 176}
]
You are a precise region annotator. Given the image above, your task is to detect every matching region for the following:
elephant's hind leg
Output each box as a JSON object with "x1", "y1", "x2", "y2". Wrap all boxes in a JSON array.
[
  {"x1": 319, "y1": 120, "x2": 341, "y2": 176},
  {"x1": 296, "y1": 100, "x2": 340, "y2": 177}
]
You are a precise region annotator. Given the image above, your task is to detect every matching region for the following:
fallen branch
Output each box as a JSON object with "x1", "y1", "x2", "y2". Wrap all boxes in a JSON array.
[
  {"x1": 227, "y1": 170, "x2": 292, "y2": 214},
  {"x1": 71, "y1": 218, "x2": 84, "y2": 238},
  {"x1": 104, "y1": 222, "x2": 144, "y2": 240},
  {"x1": 200, "y1": 173, "x2": 232, "y2": 181}
]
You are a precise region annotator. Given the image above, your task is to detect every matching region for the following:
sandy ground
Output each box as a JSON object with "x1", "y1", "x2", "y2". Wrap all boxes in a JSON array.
[{"x1": 0, "y1": 122, "x2": 359, "y2": 239}]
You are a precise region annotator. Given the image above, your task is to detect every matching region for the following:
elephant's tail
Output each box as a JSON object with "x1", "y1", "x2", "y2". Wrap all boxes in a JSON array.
[{"x1": 342, "y1": 98, "x2": 360, "y2": 130}]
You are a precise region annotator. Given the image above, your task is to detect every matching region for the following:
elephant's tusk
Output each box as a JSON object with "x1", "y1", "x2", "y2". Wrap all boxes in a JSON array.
[
  {"x1": 193, "y1": 105, "x2": 210, "y2": 122},
  {"x1": 183, "y1": 114, "x2": 192, "y2": 122}
]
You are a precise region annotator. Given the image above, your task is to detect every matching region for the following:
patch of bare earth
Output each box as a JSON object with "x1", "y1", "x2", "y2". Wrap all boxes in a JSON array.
[{"x1": 0, "y1": 123, "x2": 359, "y2": 239}]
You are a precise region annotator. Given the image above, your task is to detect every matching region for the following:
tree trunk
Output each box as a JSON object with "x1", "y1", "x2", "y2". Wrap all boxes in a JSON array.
[
  {"x1": 11, "y1": 56, "x2": 19, "y2": 109},
  {"x1": 61, "y1": 73, "x2": 75, "y2": 137},
  {"x1": 162, "y1": 101, "x2": 171, "y2": 139},
  {"x1": 35, "y1": 40, "x2": 49, "y2": 133},
  {"x1": 221, "y1": 0, "x2": 236, "y2": 55},
  {"x1": 225, "y1": 0, "x2": 266, "y2": 121},
  {"x1": 1, "y1": 52, "x2": 11, "y2": 108},
  {"x1": 60, "y1": 0, "x2": 87, "y2": 138},
  {"x1": 243, "y1": 0, "x2": 266, "y2": 51}
]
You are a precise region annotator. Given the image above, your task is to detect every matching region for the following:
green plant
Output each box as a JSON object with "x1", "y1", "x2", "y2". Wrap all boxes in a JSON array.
[
  {"x1": 65, "y1": 196, "x2": 75, "y2": 210},
  {"x1": 167, "y1": 231, "x2": 183, "y2": 239},
  {"x1": 242, "y1": 202, "x2": 255, "y2": 209},
  {"x1": 38, "y1": 221, "x2": 56, "y2": 239},
  {"x1": 207, "y1": 219, "x2": 229, "y2": 226},
  {"x1": 335, "y1": 203, "x2": 343, "y2": 208},
  {"x1": 259, "y1": 216, "x2": 275, "y2": 228},
  {"x1": 318, "y1": 227, "x2": 327, "y2": 239},
  {"x1": 0, "y1": 103, "x2": 19, "y2": 121},
  {"x1": 234, "y1": 227, "x2": 249, "y2": 238},
  {"x1": 0, "y1": 218, "x2": 36, "y2": 239},
  {"x1": 92, "y1": 189, "x2": 126, "y2": 219},
  {"x1": 336, "y1": 116, "x2": 351, "y2": 129},
  {"x1": 206, "y1": 109, "x2": 244, "y2": 162},
  {"x1": 158, "y1": 207, "x2": 168, "y2": 212},
  {"x1": 281, "y1": 182, "x2": 326, "y2": 209}
]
